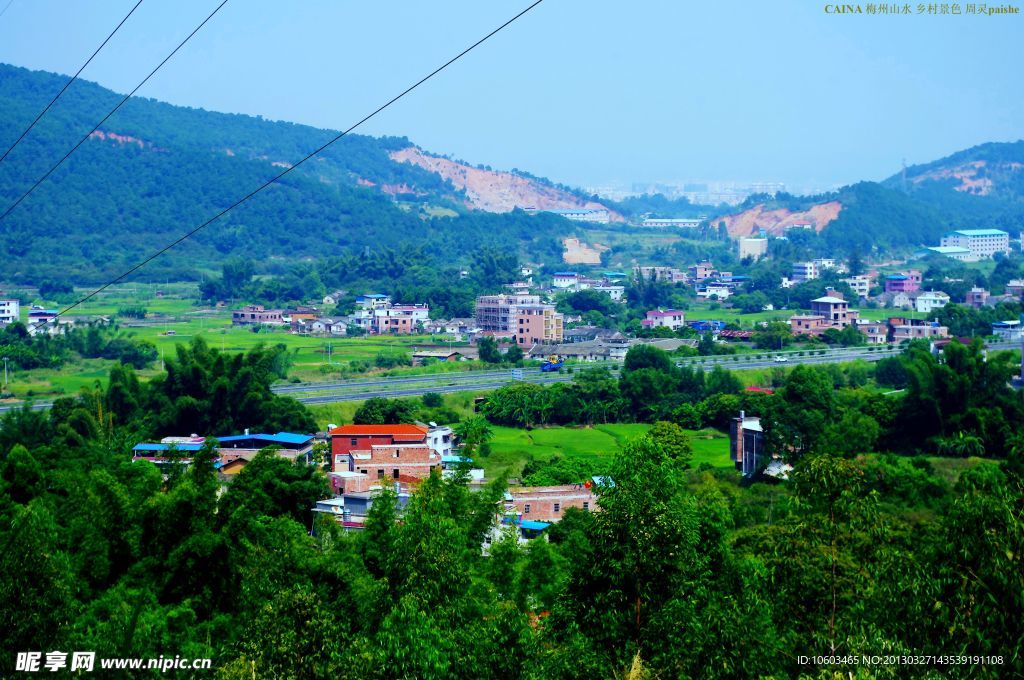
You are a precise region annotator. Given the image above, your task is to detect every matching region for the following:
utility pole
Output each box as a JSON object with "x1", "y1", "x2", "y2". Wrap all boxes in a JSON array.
[{"x1": 2, "y1": 356, "x2": 8, "y2": 389}]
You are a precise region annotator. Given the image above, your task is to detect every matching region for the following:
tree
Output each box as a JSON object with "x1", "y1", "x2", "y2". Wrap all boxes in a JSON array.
[
  {"x1": 453, "y1": 415, "x2": 493, "y2": 459},
  {"x1": 477, "y1": 336, "x2": 502, "y2": 364},
  {"x1": 647, "y1": 421, "x2": 693, "y2": 467},
  {"x1": 505, "y1": 341, "x2": 524, "y2": 364},
  {"x1": 353, "y1": 397, "x2": 416, "y2": 425},
  {"x1": 705, "y1": 365, "x2": 743, "y2": 397},
  {"x1": 623, "y1": 344, "x2": 673, "y2": 373},
  {"x1": 753, "y1": 322, "x2": 792, "y2": 350}
]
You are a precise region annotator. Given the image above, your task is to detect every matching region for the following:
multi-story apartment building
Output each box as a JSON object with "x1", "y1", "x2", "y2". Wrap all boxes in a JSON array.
[
  {"x1": 535, "y1": 208, "x2": 610, "y2": 224},
  {"x1": 884, "y1": 270, "x2": 922, "y2": 294},
  {"x1": 515, "y1": 304, "x2": 564, "y2": 346},
  {"x1": 789, "y1": 289, "x2": 859, "y2": 335},
  {"x1": 551, "y1": 272, "x2": 579, "y2": 289},
  {"x1": 688, "y1": 262, "x2": 715, "y2": 281},
  {"x1": 939, "y1": 229, "x2": 1010, "y2": 260},
  {"x1": 842, "y1": 275, "x2": 871, "y2": 299},
  {"x1": 474, "y1": 294, "x2": 563, "y2": 345},
  {"x1": 0, "y1": 299, "x2": 19, "y2": 325},
  {"x1": 965, "y1": 287, "x2": 990, "y2": 308},
  {"x1": 372, "y1": 304, "x2": 430, "y2": 334},
  {"x1": 791, "y1": 261, "x2": 819, "y2": 284},
  {"x1": 640, "y1": 217, "x2": 702, "y2": 228},
  {"x1": 348, "y1": 295, "x2": 429, "y2": 334}
]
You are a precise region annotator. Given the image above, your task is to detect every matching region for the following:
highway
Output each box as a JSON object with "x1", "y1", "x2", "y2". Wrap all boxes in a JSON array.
[{"x1": 1, "y1": 340, "x2": 1018, "y2": 414}]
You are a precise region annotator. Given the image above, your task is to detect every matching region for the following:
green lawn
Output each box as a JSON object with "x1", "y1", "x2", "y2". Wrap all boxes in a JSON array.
[{"x1": 482, "y1": 423, "x2": 731, "y2": 480}]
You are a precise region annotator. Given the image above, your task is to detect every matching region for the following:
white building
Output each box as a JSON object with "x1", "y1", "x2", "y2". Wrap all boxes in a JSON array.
[
  {"x1": 593, "y1": 285, "x2": 625, "y2": 302},
  {"x1": 791, "y1": 261, "x2": 819, "y2": 284},
  {"x1": 540, "y1": 208, "x2": 610, "y2": 224},
  {"x1": 924, "y1": 245, "x2": 974, "y2": 262},
  {"x1": 551, "y1": 272, "x2": 579, "y2": 289},
  {"x1": 641, "y1": 217, "x2": 702, "y2": 228},
  {"x1": 939, "y1": 229, "x2": 1010, "y2": 261},
  {"x1": 642, "y1": 309, "x2": 686, "y2": 330},
  {"x1": 0, "y1": 299, "x2": 19, "y2": 325},
  {"x1": 738, "y1": 237, "x2": 768, "y2": 261},
  {"x1": 842, "y1": 275, "x2": 871, "y2": 299},
  {"x1": 915, "y1": 291, "x2": 951, "y2": 315},
  {"x1": 426, "y1": 424, "x2": 455, "y2": 458},
  {"x1": 697, "y1": 284, "x2": 733, "y2": 300}
]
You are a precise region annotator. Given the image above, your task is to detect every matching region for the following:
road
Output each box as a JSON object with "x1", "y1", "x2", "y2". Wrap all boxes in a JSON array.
[{"x1": 1, "y1": 340, "x2": 1019, "y2": 414}]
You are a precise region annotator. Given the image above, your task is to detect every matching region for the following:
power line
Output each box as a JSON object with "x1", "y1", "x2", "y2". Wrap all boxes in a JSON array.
[
  {"x1": 0, "y1": 0, "x2": 16, "y2": 21},
  {"x1": 0, "y1": 0, "x2": 145, "y2": 165},
  {"x1": 51, "y1": 0, "x2": 545, "y2": 324},
  {"x1": 0, "y1": 0, "x2": 228, "y2": 222}
]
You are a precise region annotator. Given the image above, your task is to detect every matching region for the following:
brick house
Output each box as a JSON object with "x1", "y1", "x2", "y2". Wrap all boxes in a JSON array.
[
  {"x1": 329, "y1": 424, "x2": 429, "y2": 474},
  {"x1": 348, "y1": 444, "x2": 439, "y2": 482},
  {"x1": 232, "y1": 304, "x2": 285, "y2": 325},
  {"x1": 505, "y1": 484, "x2": 598, "y2": 522}
]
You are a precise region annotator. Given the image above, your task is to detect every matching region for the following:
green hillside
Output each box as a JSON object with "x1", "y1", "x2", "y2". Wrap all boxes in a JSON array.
[{"x1": 0, "y1": 63, "x2": 570, "y2": 284}]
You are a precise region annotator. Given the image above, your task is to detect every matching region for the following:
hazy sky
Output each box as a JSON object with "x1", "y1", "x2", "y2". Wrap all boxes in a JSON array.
[{"x1": 1, "y1": 0, "x2": 1021, "y2": 193}]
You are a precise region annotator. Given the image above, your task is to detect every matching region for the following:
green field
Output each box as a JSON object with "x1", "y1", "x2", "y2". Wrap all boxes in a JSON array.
[{"x1": 482, "y1": 423, "x2": 732, "y2": 480}]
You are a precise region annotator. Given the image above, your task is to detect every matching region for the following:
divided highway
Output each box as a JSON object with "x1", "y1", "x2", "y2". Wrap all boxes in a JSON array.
[{"x1": 1, "y1": 341, "x2": 1018, "y2": 414}]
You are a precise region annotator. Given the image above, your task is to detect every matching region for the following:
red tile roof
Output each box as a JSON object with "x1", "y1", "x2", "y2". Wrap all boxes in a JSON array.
[{"x1": 328, "y1": 424, "x2": 427, "y2": 436}]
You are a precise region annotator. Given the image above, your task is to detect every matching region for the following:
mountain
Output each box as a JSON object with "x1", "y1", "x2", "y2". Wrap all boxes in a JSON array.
[
  {"x1": 0, "y1": 64, "x2": 611, "y2": 285},
  {"x1": 713, "y1": 141, "x2": 1024, "y2": 254},
  {"x1": 879, "y1": 141, "x2": 1024, "y2": 218}
]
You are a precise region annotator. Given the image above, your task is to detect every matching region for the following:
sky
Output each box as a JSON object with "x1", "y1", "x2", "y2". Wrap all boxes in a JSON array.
[{"x1": 0, "y1": 0, "x2": 1022, "y2": 194}]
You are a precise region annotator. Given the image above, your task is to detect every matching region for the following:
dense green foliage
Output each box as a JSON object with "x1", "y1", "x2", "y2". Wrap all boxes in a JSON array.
[
  {"x1": 0, "y1": 64, "x2": 570, "y2": 287},
  {"x1": 2, "y1": 334, "x2": 1023, "y2": 677},
  {"x1": 0, "y1": 321, "x2": 157, "y2": 371}
]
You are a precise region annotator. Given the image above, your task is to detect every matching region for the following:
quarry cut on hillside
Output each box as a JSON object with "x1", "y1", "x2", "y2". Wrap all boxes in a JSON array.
[
  {"x1": 715, "y1": 201, "x2": 843, "y2": 238},
  {"x1": 390, "y1": 147, "x2": 622, "y2": 218},
  {"x1": 909, "y1": 159, "x2": 1024, "y2": 196}
]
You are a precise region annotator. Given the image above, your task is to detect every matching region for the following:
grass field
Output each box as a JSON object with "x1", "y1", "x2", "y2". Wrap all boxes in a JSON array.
[{"x1": 482, "y1": 423, "x2": 731, "y2": 480}]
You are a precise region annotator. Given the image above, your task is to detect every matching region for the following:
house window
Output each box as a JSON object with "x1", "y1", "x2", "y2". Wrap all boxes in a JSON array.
[
  {"x1": 583, "y1": 502, "x2": 590, "y2": 511},
  {"x1": 350, "y1": 438, "x2": 358, "y2": 446},
  {"x1": 393, "y1": 469, "x2": 400, "y2": 479},
  {"x1": 554, "y1": 503, "x2": 561, "y2": 513},
  {"x1": 377, "y1": 470, "x2": 384, "y2": 479},
  {"x1": 393, "y1": 451, "x2": 400, "y2": 458},
  {"x1": 524, "y1": 504, "x2": 531, "y2": 514}
]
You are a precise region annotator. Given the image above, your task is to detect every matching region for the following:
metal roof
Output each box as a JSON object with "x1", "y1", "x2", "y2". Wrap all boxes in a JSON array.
[
  {"x1": 216, "y1": 432, "x2": 312, "y2": 445},
  {"x1": 519, "y1": 520, "x2": 551, "y2": 531},
  {"x1": 132, "y1": 443, "x2": 204, "y2": 452},
  {"x1": 947, "y1": 229, "x2": 1008, "y2": 237}
]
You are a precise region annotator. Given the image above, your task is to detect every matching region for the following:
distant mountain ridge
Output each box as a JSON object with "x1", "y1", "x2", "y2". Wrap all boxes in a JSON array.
[
  {"x1": 713, "y1": 141, "x2": 1024, "y2": 252},
  {"x1": 0, "y1": 62, "x2": 1021, "y2": 284},
  {"x1": 0, "y1": 63, "x2": 594, "y2": 283}
]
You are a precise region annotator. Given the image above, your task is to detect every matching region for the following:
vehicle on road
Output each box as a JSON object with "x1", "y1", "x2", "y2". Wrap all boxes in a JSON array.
[
  {"x1": 541, "y1": 355, "x2": 564, "y2": 372},
  {"x1": 774, "y1": 355, "x2": 789, "y2": 363}
]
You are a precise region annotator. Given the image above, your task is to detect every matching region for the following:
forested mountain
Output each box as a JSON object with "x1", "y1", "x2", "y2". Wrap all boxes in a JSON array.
[
  {"x1": 0, "y1": 64, "x2": 576, "y2": 284},
  {"x1": 2, "y1": 62, "x2": 1022, "y2": 285},
  {"x1": 715, "y1": 141, "x2": 1024, "y2": 255}
]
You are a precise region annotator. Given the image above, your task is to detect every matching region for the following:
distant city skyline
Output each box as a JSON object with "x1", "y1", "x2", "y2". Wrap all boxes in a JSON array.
[{"x1": 0, "y1": 0, "x2": 1020, "y2": 192}]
